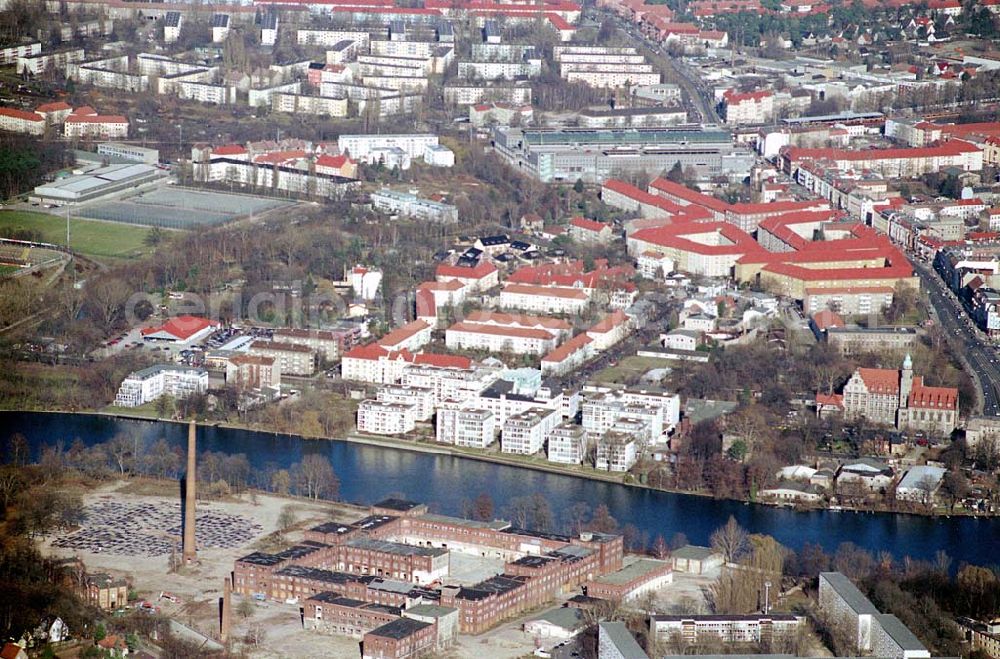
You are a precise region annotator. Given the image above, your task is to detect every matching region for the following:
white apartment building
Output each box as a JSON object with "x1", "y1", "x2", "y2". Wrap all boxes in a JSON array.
[
  {"x1": 357, "y1": 399, "x2": 417, "y2": 435},
  {"x1": 376, "y1": 384, "x2": 435, "y2": 421},
  {"x1": 371, "y1": 39, "x2": 435, "y2": 58},
  {"x1": 174, "y1": 81, "x2": 235, "y2": 105},
  {"x1": 64, "y1": 114, "x2": 129, "y2": 140},
  {"x1": 71, "y1": 56, "x2": 149, "y2": 92},
  {"x1": 400, "y1": 365, "x2": 498, "y2": 405},
  {"x1": 248, "y1": 340, "x2": 316, "y2": 376},
  {"x1": 297, "y1": 29, "x2": 371, "y2": 49},
  {"x1": 274, "y1": 93, "x2": 349, "y2": 118},
  {"x1": 436, "y1": 402, "x2": 497, "y2": 448},
  {"x1": 445, "y1": 322, "x2": 559, "y2": 356},
  {"x1": 0, "y1": 107, "x2": 45, "y2": 135},
  {"x1": 560, "y1": 61, "x2": 660, "y2": 88},
  {"x1": 443, "y1": 84, "x2": 533, "y2": 106},
  {"x1": 457, "y1": 60, "x2": 541, "y2": 81},
  {"x1": 163, "y1": 11, "x2": 182, "y2": 44},
  {"x1": 338, "y1": 134, "x2": 439, "y2": 163},
  {"x1": 595, "y1": 432, "x2": 637, "y2": 471},
  {"x1": 113, "y1": 365, "x2": 208, "y2": 408},
  {"x1": 818, "y1": 572, "x2": 881, "y2": 653},
  {"x1": 819, "y1": 572, "x2": 930, "y2": 659},
  {"x1": 637, "y1": 251, "x2": 675, "y2": 280},
  {"x1": 722, "y1": 90, "x2": 774, "y2": 125},
  {"x1": 547, "y1": 422, "x2": 587, "y2": 464},
  {"x1": 359, "y1": 54, "x2": 432, "y2": 75},
  {"x1": 502, "y1": 408, "x2": 561, "y2": 455},
  {"x1": 17, "y1": 48, "x2": 85, "y2": 75},
  {"x1": 211, "y1": 13, "x2": 231, "y2": 43},
  {"x1": 0, "y1": 41, "x2": 40, "y2": 65},
  {"x1": 371, "y1": 189, "x2": 458, "y2": 223},
  {"x1": 249, "y1": 81, "x2": 301, "y2": 108},
  {"x1": 649, "y1": 614, "x2": 802, "y2": 645},
  {"x1": 423, "y1": 144, "x2": 455, "y2": 167},
  {"x1": 499, "y1": 283, "x2": 589, "y2": 315},
  {"x1": 260, "y1": 13, "x2": 279, "y2": 46},
  {"x1": 582, "y1": 389, "x2": 679, "y2": 441},
  {"x1": 272, "y1": 328, "x2": 342, "y2": 362}
]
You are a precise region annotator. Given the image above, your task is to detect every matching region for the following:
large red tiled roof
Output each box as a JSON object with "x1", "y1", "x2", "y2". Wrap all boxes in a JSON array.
[
  {"x1": 214, "y1": 144, "x2": 247, "y2": 155},
  {"x1": 502, "y1": 283, "x2": 589, "y2": 300},
  {"x1": 447, "y1": 321, "x2": 555, "y2": 341},
  {"x1": 781, "y1": 139, "x2": 981, "y2": 164},
  {"x1": 140, "y1": 315, "x2": 219, "y2": 340},
  {"x1": 648, "y1": 178, "x2": 730, "y2": 214},
  {"x1": 377, "y1": 319, "x2": 430, "y2": 348},
  {"x1": 436, "y1": 260, "x2": 498, "y2": 280},
  {"x1": 588, "y1": 310, "x2": 628, "y2": 334},
  {"x1": 569, "y1": 216, "x2": 608, "y2": 233},
  {"x1": 413, "y1": 353, "x2": 472, "y2": 369},
  {"x1": 811, "y1": 309, "x2": 845, "y2": 330},
  {"x1": 857, "y1": 367, "x2": 900, "y2": 394},
  {"x1": 631, "y1": 221, "x2": 764, "y2": 257},
  {"x1": 0, "y1": 107, "x2": 43, "y2": 122},
  {"x1": 541, "y1": 333, "x2": 592, "y2": 363},
  {"x1": 463, "y1": 310, "x2": 572, "y2": 330},
  {"x1": 909, "y1": 377, "x2": 958, "y2": 409}
]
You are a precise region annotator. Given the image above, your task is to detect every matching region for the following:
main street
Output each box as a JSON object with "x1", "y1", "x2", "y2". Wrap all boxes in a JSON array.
[{"x1": 912, "y1": 260, "x2": 1000, "y2": 416}]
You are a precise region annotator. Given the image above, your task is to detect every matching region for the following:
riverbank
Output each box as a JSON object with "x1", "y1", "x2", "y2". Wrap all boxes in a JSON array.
[{"x1": 11, "y1": 406, "x2": 993, "y2": 521}]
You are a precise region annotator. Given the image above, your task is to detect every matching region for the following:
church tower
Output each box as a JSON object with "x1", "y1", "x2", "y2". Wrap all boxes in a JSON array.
[{"x1": 899, "y1": 353, "x2": 914, "y2": 410}]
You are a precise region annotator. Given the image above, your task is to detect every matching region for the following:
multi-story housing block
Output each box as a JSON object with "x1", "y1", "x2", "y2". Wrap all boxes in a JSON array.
[
  {"x1": 114, "y1": 365, "x2": 208, "y2": 407},
  {"x1": 358, "y1": 400, "x2": 418, "y2": 435},
  {"x1": 435, "y1": 402, "x2": 496, "y2": 448}
]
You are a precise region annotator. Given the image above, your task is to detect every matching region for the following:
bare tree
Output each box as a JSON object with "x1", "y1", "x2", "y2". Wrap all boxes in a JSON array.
[
  {"x1": 293, "y1": 454, "x2": 338, "y2": 500},
  {"x1": 710, "y1": 516, "x2": 750, "y2": 564}
]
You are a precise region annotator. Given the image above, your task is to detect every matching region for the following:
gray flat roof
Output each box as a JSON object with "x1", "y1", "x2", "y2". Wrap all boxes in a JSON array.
[
  {"x1": 820, "y1": 572, "x2": 879, "y2": 615},
  {"x1": 592, "y1": 558, "x2": 669, "y2": 586},
  {"x1": 670, "y1": 545, "x2": 719, "y2": 561},
  {"x1": 877, "y1": 614, "x2": 927, "y2": 651},
  {"x1": 403, "y1": 603, "x2": 457, "y2": 618},
  {"x1": 599, "y1": 621, "x2": 647, "y2": 659}
]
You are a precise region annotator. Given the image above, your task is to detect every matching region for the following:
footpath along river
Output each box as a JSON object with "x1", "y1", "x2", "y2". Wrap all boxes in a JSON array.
[{"x1": 4, "y1": 410, "x2": 998, "y2": 566}]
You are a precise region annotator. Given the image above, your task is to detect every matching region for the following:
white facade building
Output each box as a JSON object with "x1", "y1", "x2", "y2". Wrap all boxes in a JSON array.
[
  {"x1": 502, "y1": 407, "x2": 561, "y2": 455},
  {"x1": 357, "y1": 399, "x2": 417, "y2": 435},
  {"x1": 435, "y1": 402, "x2": 497, "y2": 448},
  {"x1": 114, "y1": 365, "x2": 208, "y2": 408},
  {"x1": 547, "y1": 422, "x2": 587, "y2": 464}
]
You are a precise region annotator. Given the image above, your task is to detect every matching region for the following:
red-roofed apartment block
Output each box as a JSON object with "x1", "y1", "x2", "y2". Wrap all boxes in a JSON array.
[
  {"x1": 435, "y1": 261, "x2": 500, "y2": 291},
  {"x1": 627, "y1": 221, "x2": 765, "y2": 278},
  {"x1": 568, "y1": 216, "x2": 613, "y2": 243},
  {"x1": 0, "y1": 106, "x2": 45, "y2": 135},
  {"x1": 779, "y1": 140, "x2": 983, "y2": 178},
  {"x1": 722, "y1": 89, "x2": 774, "y2": 125},
  {"x1": 377, "y1": 319, "x2": 433, "y2": 352},
  {"x1": 340, "y1": 341, "x2": 472, "y2": 384}
]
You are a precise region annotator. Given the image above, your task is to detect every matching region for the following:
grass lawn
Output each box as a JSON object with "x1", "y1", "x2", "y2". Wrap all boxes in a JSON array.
[
  {"x1": 592, "y1": 355, "x2": 671, "y2": 385},
  {"x1": 0, "y1": 210, "x2": 154, "y2": 261}
]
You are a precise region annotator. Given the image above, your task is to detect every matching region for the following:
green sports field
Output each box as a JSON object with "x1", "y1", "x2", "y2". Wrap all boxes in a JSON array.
[{"x1": 0, "y1": 210, "x2": 155, "y2": 261}]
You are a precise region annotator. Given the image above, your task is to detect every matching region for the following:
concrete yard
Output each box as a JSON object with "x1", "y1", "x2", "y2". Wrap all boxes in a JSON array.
[{"x1": 41, "y1": 480, "x2": 363, "y2": 651}]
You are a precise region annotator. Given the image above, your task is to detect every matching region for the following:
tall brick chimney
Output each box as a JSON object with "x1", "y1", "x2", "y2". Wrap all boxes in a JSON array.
[
  {"x1": 220, "y1": 575, "x2": 233, "y2": 642},
  {"x1": 183, "y1": 420, "x2": 197, "y2": 564}
]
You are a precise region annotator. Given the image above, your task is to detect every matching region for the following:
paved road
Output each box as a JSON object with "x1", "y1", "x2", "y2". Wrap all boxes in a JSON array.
[{"x1": 914, "y1": 260, "x2": 1000, "y2": 417}]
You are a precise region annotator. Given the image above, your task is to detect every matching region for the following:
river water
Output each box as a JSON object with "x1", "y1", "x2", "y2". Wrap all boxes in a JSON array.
[{"x1": 4, "y1": 411, "x2": 998, "y2": 566}]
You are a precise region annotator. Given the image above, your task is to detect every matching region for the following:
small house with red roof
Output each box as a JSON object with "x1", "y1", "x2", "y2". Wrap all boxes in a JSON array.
[{"x1": 315, "y1": 153, "x2": 357, "y2": 179}]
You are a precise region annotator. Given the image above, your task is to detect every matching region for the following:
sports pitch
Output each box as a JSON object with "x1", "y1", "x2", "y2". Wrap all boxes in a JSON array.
[{"x1": 76, "y1": 187, "x2": 294, "y2": 229}]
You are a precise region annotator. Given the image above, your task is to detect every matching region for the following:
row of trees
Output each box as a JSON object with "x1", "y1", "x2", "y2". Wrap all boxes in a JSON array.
[{"x1": 5, "y1": 432, "x2": 341, "y2": 503}]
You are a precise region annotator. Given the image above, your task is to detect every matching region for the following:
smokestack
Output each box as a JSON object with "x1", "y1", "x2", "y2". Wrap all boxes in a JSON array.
[
  {"x1": 183, "y1": 420, "x2": 197, "y2": 564},
  {"x1": 220, "y1": 575, "x2": 233, "y2": 642}
]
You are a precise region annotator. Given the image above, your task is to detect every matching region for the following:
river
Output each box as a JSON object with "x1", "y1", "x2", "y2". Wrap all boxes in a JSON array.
[{"x1": 4, "y1": 411, "x2": 998, "y2": 567}]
